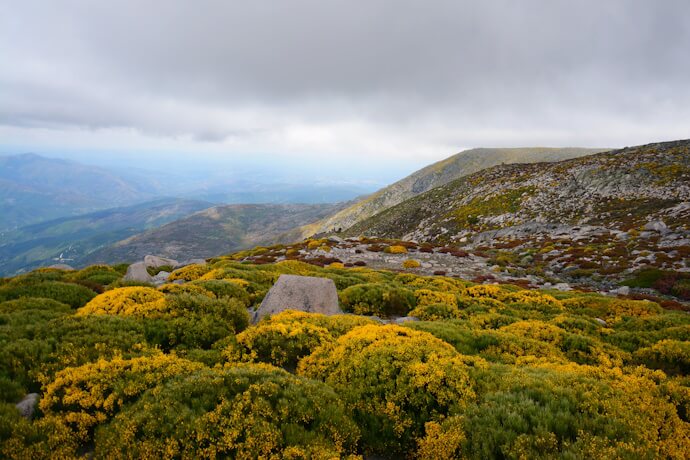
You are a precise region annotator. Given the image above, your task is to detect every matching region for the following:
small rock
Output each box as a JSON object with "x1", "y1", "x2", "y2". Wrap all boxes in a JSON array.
[
  {"x1": 123, "y1": 262, "x2": 153, "y2": 283},
  {"x1": 152, "y1": 271, "x2": 171, "y2": 285},
  {"x1": 611, "y1": 286, "x2": 630, "y2": 296},
  {"x1": 643, "y1": 220, "x2": 668, "y2": 233},
  {"x1": 553, "y1": 283, "x2": 572, "y2": 291},
  {"x1": 392, "y1": 316, "x2": 419, "y2": 324},
  {"x1": 15, "y1": 393, "x2": 39, "y2": 420},
  {"x1": 144, "y1": 255, "x2": 178, "y2": 268},
  {"x1": 594, "y1": 318, "x2": 607, "y2": 326}
]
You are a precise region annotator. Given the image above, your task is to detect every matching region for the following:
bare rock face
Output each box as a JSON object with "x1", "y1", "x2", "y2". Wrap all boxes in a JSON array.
[
  {"x1": 123, "y1": 261, "x2": 153, "y2": 283},
  {"x1": 16, "y1": 393, "x2": 39, "y2": 419},
  {"x1": 254, "y1": 274, "x2": 341, "y2": 322},
  {"x1": 144, "y1": 255, "x2": 178, "y2": 268}
]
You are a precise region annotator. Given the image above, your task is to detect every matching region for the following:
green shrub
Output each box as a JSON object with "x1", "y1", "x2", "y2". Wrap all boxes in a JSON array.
[
  {"x1": 633, "y1": 340, "x2": 690, "y2": 376},
  {"x1": 339, "y1": 283, "x2": 416, "y2": 317},
  {"x1": 0, "y1": 281, "x2": 96, "y2": 308},
  {"x1": 94, "y1": 365, "x2": 360, "y2": 459},
  {"x1": 409, "y1": 302, "x2": 460, "y2": 321},
  {"x1": 191, "y1": 279, "x2": 251, "y2": 307}
]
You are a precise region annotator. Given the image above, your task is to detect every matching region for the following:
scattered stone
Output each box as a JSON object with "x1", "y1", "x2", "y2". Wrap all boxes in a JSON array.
[
  {"x1": 144, "y1": 255, "x2": 178, "y2": 268},
  {"x1": 253, "y1": 274, "x2": 341, "y2": 322},
  {"x1": 123, "y1": 262, "x2": 153, "y2": 283},
  {"x1": 152, "y1": 271, "x2": 171, "y2": 285},
  {"x1": 392, "y1": 316, "x2": 419, "y2": 324},
  {"x1": 47, "y1": 263, "x2": 75, "y2": 271},
  {"x1": 594, "y1": 318, "x2": 607, "y2": 327},
  {"x1": 643, "y1": 220, "x2": 668, "y2": 233},
  {"x1": 610, "y1": 286, "x2": 630, "y2": 296},
  {"x1": 15, "y1": 393, "x2": 39, "y2": 420},
  {"x1": 553, "y1": 283, "x2": 572, "y2": 291}
]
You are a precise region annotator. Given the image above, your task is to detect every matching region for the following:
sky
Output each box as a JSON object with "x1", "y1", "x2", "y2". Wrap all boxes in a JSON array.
[{"x1": 1, "y1": 0, "x2": 689, "y2": 185}]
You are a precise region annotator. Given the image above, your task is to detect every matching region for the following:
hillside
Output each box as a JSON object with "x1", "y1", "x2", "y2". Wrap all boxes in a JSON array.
[
  {"x1": 0, "y1": 153, "x2": 160, "y2": 230},
  {"x1": 0, "y1": 198, "x2": 212, "y2": 275},
  {"x1": 83, "y1": 203, "x2": 343, "y2": 264},
  {"x1": 1, "y1": 250, "x2": 688, "y2": 457},
  {"x1": 340, "y1": 140, "x2": 690, "y2": 290},
  {"x1": 305, "y1": 147, "x2": 604, "y2": 236}
]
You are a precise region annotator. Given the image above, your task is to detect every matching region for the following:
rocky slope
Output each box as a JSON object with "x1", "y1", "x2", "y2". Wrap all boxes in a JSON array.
[
  {"x1": 83, "y1": 203, "x2": 344, "y2": 264},
  {"x1": 337, "y1": 140, "x2": 690, "y2": 294},
  {"x1": 304, "y1": 147, "x2": 603, "y2": 236}
]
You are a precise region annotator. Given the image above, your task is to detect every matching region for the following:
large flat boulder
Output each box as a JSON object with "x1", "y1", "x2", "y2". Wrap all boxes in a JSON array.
[
  {"x1": 123, "y1": 261, "x2": 153, "y2": 283},
  {"x1": 254, "y1": 274, "x2": 341, "y2": 322}
]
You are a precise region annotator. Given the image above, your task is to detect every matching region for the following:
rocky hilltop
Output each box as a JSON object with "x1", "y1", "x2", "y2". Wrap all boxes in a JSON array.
[
  {"x1": 336, "y1": 140, "x2": 690, "y2": 294},
  {"x1": 302, "y1": 147, "x2": 603, "y2": 237}
]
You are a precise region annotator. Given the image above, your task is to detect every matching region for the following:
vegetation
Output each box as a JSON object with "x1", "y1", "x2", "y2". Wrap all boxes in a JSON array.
[{"x1": 1, "y1": 257, "x2": 688, "y2": 459}]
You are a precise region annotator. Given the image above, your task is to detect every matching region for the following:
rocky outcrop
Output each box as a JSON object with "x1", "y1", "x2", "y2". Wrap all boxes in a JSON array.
[{"x1": 253, "y1": 274, "x2": 341, "y2": 322}]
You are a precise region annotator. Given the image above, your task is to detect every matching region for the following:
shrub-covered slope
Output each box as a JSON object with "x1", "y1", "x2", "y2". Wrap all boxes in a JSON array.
[
  {"x1": 342, "y1": 140, "x2": 690, "y2": 291},
  {"x1": 1, "y1": 253, "x2": 688, "y2": 458}
]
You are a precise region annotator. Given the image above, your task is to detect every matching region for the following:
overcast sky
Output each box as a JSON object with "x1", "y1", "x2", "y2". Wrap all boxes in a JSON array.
[{"x1": 1, "y1": 0, "x2": 689, "y2": 182}]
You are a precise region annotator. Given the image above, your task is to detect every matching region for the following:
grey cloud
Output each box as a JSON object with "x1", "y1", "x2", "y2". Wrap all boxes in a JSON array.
[{"x1": 0, "y1": 0, "x2": 689, "y2": 149}]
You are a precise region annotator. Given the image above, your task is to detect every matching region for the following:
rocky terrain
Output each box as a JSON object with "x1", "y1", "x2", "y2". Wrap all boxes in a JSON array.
[{"x1": 301, "y1": 147, "x2": 603, "y2": 237}]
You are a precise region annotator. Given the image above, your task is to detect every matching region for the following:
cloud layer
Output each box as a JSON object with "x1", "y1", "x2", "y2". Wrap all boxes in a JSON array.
[{"x1": 2, "y1": 0, "x2": 689, "y2": 166}]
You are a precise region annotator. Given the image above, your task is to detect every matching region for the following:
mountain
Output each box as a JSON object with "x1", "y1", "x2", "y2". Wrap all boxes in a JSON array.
[
  {"x1": 0, "y1": 153, "x2": 159, "y2": 230},
  {"x1": 0, "y1": 198, "x2": 212, "y2": 275},
  {"x1": 82, "y1": 203, "x2": 345, "y2": 264},
  {"x1": 340, "y1": 139, "x2": 690, "y2": 288},
  {"x1": 303, "y1": 147, "x2": 605, "y2": 237}
]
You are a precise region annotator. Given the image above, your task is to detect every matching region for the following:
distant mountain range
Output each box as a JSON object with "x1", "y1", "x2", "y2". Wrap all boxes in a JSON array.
[
  {"x1": 81, "y1": 203, "x2": 345, "y2": 265},
  {"x1": 0, "y1": 198, "x2": 212, "y2": 275},
  {"x1": 0, "y1": 153, "x2": 160, "y2": 230}
]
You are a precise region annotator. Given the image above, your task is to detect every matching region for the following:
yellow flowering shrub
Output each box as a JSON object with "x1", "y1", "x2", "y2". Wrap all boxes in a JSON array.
[
  {"x1": 633, "y1": 339, "x2": 690, "y2": 375},
  {"x1": 328, "y1": 262, "x2": 345, "y2": 269},
  {"x1": 402, "y1": 259, "x2": 421, "y2": 268},
  {"x1": 93, "y1": 365, "x2": 361, "y2": 459},
  {"x1": 168, "y1": 263, "x2": 210, "y2": 281},
  {"x1": 0, "y1": 406, "x2": 79, "y2": 460},
  {"x1": 230, "y1": 321, "x2": 334, "y2": 369},
  {"x1": 385, "y1": 245, "x2": 408, "y2": 254},
  {"x1": 158, "y1": 283, "x2": 215, "y2": 297},
  {"x1": 397, "y1": 274, "x2": 468, "y2": 292},
  {"x1": 76, "y1": 287, "x2": 166, "y2": 317},
  {"x1": 499, "y1": 320, "x2": 566, "y2": 345},
  {"x1": 414, "y1": 289, "x2": 457, "y2": 308},
  {"x1": 298, "y1": 325, "x2": 475, "y2": 456},
  {"x1": 263, "y1": 310, "x2": 379, "y2": 337},
  {"x1": 306, "y1": 239, "x2": 321, "y2": 250},
  {"x1": 463, "y1": 284, "x2": 503, "y2": 299},
  {"x1": 501, "y1": 290, "x2": 564, "y2": 310},
  {"x1": 409, "y1": 303, "x2": 460, "y2": 321},
  {"x1": 40, "y1": 354, "x2": 204, "y2": 442},
  {"x1": 416, "y1": 416, "x2": 465, "y2": 460}
]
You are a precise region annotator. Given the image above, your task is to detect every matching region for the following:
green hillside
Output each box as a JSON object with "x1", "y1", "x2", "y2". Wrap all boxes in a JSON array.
[{"x1": 0, "y1": 250, "x2": 688, "y2": 457}]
